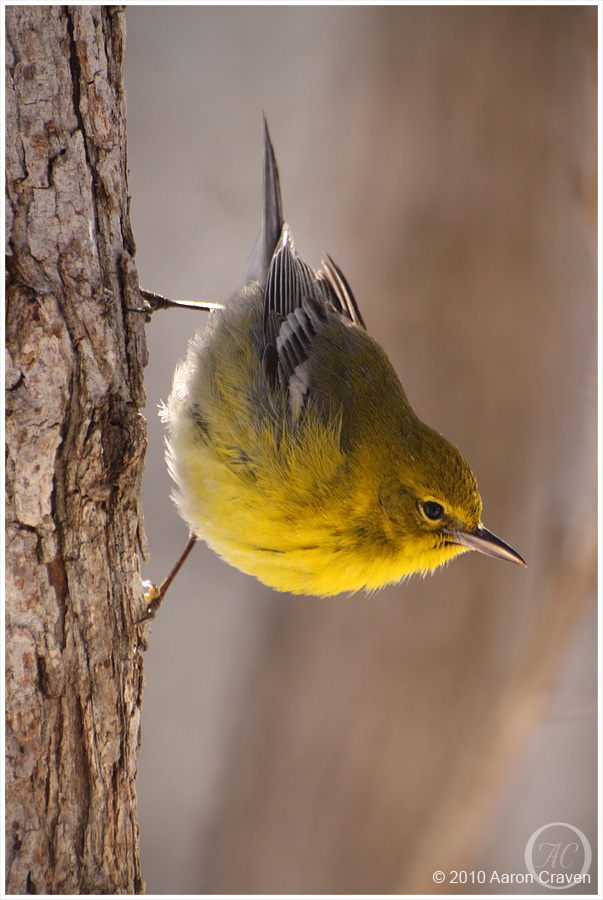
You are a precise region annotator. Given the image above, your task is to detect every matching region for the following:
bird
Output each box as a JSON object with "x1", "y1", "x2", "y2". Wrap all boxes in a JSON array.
[{"x1": 138, "y1": 118, "x2": 525, "y2": 621}]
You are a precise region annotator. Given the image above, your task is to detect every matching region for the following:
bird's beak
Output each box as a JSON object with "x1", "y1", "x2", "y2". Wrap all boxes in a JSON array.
[{"x1": 446, "y1": 524, "x2": 526, "y2": 567}]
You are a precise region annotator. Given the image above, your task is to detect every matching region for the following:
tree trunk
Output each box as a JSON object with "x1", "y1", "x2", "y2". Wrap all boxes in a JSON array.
[{"x1": 5, "y1": 6, "x2": 147, "y2": 893}]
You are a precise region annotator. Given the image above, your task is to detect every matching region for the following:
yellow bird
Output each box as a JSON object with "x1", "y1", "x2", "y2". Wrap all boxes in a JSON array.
[{"x1": 140, "y1": 119, "x2": 524, "y2": 619}]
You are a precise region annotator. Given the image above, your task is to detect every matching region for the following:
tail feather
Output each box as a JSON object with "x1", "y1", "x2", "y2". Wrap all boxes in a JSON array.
[{"x1": 243, "y1": 116, "x2": 284, "y2": 284}]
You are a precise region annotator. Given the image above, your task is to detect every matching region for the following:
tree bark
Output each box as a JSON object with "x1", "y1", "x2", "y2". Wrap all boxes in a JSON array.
[{"x1": 6, "y1": 6, "x2": 147, "y2": 893}]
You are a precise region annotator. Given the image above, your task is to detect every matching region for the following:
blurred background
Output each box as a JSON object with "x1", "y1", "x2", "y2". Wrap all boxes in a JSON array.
[{"x1": 124, "y1": 6, "x2": 597, "y2": 894}]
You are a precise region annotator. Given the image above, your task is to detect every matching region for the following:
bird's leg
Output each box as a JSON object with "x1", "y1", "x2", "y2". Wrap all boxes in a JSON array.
[
  {"x1": 127, "y1": 287, "x2": 224, "y2": 318},
  {"x1": 136, "y1": 535, "x2": 198, "y2": 624}
]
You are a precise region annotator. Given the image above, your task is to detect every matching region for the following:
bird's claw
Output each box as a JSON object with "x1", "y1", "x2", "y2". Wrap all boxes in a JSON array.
[{"x1": 136, "y1": 580, "x2": 164, "y2": 624}]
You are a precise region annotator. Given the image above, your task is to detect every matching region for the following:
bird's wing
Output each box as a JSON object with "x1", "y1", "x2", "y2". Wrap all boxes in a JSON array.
[
  {"x1": 317, "y1": 255, "x2": 366, "y2": 329},
  {"x1": 262, "y1": 229, "x2": 326, "y2": 402},
  {"x1": 262, "y1": 229, "x2": 365, "y2": 410}
]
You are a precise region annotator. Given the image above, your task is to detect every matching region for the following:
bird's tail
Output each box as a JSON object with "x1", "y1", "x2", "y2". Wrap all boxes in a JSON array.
[{"x1": 243, "y1": 116, "x2": 285, "y2": 285}]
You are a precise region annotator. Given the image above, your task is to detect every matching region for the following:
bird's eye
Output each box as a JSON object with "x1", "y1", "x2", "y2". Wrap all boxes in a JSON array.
[{"x1": 422, "y1": 501, "x2": 444, "y2": 520}]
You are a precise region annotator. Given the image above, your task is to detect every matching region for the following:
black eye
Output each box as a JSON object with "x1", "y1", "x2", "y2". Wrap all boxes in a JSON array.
[{"x1": 422, "y1": 501, "x2": 444, "y2": 520}]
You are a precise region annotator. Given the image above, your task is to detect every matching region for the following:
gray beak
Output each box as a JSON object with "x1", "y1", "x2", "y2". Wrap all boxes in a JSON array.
[{"x1": 446, "y1": 524, "x2": 526, "y2": 567}]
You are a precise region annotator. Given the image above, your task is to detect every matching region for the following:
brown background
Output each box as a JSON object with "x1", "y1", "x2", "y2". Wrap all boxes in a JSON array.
[{"x1": 124, "y1": 5, "x2": 597, "y2": 894}]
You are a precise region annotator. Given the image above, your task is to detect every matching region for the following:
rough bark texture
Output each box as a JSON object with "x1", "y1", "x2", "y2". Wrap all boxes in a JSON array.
[{"x1": 6, "y1": 6, "x2": 147, "y2": 893}]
